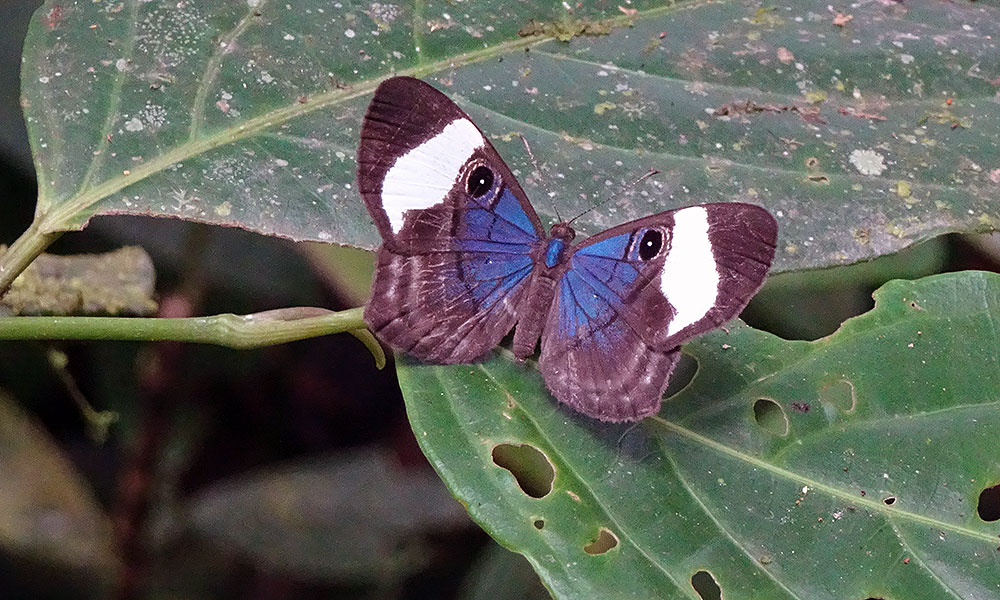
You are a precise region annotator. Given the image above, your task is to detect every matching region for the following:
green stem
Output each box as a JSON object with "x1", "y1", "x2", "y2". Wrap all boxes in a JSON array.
[
  {"x1": 0, "y1": 306, "x2": 386, "y2": 367},
  {"x1": 0, "y1": 221, "x2": 62, "y2": 297}
]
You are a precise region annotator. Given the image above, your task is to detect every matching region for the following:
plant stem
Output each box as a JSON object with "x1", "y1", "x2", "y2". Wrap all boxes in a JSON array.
[
  {"x1": 0, "y1": 221, "x2": 62, "y2": 297},
  {"x1": 0, "y1": 306, "x2": 386, "y2": 367}
]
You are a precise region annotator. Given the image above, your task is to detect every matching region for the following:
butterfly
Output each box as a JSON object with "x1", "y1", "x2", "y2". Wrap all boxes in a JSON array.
[{"x1": 357, "y1": 76, "x2": 778, "y2": 422}]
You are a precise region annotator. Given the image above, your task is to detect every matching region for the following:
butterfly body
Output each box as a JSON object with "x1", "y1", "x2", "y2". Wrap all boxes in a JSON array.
[{"x1": 358, "y1": 77, "x2": 778, "y2": 422}]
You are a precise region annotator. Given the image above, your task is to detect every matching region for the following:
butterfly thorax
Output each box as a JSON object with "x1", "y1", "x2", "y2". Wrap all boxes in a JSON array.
[{"x1": 543, "y1": 223, "x2": 576, "y2": 268}]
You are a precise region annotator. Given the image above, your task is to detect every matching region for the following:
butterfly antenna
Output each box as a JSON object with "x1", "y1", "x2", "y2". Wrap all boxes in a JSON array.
[
  {"x1": 566, "y1": 168, "x2": 661, "y2": 226},
  {"x1": 519, "y1": 134, "x2": 562, "y2": 223}
]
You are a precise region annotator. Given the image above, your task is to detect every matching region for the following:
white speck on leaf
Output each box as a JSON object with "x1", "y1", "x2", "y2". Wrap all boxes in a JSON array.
[
  {"x1": 283, "y1": 33, "x2": 295, "y2": 41},
  {"x1": 900, "y1": 54, "x2": 914, "y2": 65},
  {"x1": 849, "y1": 149, "x2": 886, "y2": 176},
  {"x1": 125, "y1": 117, "x2": 144, "y2": 132},
  {"x1": 345, "y1": 28, "x2": 356, "y2": 38},
  {"x1": 115, "y1": 59, "x2": 128, "y2": 71}
]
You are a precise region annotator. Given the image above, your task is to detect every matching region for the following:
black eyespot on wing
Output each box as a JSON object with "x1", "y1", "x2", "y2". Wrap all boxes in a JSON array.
[
  {"x1": 467, "y1": 165, "x2": 494, "y2": 197},
  {"x1": 638, "y1": 229, "x2": 663, "y2": 261}
]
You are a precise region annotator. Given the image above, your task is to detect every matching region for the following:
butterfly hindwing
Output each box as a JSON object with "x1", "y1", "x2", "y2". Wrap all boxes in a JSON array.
[
  {"x1": 539, "y1": 203, "x2": 777, "y2": 421},
  {"x1": 359, "y1": 77, "x2": 545, "y2": 363}
]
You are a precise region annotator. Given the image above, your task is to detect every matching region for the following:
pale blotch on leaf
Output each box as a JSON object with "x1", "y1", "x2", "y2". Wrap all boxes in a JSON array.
[
  {"x1": 593, "y1": 102, "x2": 616, "y2": 115},
  {"x1": 895, "y1": 180, "x2": 911, "y2": 198},
  {"x1": 849, "y1": 149, "x2": 887, "y2": 176}
]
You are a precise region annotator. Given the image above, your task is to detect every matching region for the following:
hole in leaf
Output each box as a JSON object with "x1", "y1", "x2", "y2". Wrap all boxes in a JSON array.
[
  {"x1": 753, "y1": 399, "x2": 788, "y2": 436},
  {"x1": 978, "y1": 483, "x2": 1000, "y2": 522},
  {"x1": 883, "y1": 496, "x2": 897, "y2": 506},
  {"x1": 691, "y1": 570, "x2": 722, "y2": 600},
  {"x1": 664, "y1": 353, "x2": 698, "y2": 398},
  {"x1": 533, "y1": 519, "x2": 545, "y2": 530},
  {"x1": 583, "y1": 527, "x2": 618, "y2": 555},
  {"x1": 807, "y1": 174, "x2": 830, "y2": 183},
  {"x1": 491, "y1": 443, "x2": 555, "y2": 498},
  {"x1": 805, "y1": 156, "x2": 820, "y2": 168},
  {"x1": 820, "y1": 380, "x2": 856, "y2": 412}
]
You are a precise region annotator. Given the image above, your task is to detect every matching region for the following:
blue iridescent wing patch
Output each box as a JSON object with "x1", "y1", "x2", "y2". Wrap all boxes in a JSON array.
[{"x1": 450, "y1": 187, "x2": 538, "y2": 309}]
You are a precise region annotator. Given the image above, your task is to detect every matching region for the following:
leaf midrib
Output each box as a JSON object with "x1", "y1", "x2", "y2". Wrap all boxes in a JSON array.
[
  {"x1": 34, "y1": 0, "x2": 699, "y2": 234},
  {"x1": 459, "y1": 89, "x2": 992, "y2": 204},
  {"x1": 647, "y1": 415, "x2": 997, "y2": 543}
]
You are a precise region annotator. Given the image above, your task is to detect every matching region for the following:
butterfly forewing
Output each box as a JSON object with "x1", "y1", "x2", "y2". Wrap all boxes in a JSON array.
[{"x1": 359, "y1": 77, "x2": 545, "y2": 363}]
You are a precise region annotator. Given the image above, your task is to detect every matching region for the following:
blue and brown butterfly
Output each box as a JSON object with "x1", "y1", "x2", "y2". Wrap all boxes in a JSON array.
[{"x1": 357, "y1": 76, "x2": 777, "y2": 422}]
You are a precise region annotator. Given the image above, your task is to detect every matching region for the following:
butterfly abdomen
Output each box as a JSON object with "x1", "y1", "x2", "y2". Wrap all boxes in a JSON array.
[
  {"x1": 510, "y1": 228, "x2": 577, "y2": 358},
  {"x1": 511, "y1": 271, "x2": 558, "y2": 359}
]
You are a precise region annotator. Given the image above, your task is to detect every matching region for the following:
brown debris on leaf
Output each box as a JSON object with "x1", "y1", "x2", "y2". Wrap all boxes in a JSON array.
[
  {"x1": 833, "y1": 13, "x2": 853, "y2": 27},
  {"x1": 777, "y1": 47, "x2": 795, "y2": 64},
  {"x1": 518, "y1": 16, "x2": 629, "y2": 41},
  {"x1": 838, "y1": 107, "x2": 887, "y2": 121},
  {"x1": 713, "y1": 99, "x2": 827, "y2": 125}
]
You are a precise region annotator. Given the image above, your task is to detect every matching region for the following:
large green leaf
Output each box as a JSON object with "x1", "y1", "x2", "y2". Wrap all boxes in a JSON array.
[
  {"x1": 18, "y1": 0, "x2": 1000, "y2": 272},
  {"x1": 400, "y1": 270, "x2": 1000, "y2": 599}
]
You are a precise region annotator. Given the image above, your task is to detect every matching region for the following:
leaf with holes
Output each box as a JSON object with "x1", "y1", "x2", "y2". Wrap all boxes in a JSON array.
[
  {"x1": 14, "y1": 0, "x2": 999, "y2": 272},
  {"x1": 401, "y1": 270, "x2": 1000, "y2": 599}
]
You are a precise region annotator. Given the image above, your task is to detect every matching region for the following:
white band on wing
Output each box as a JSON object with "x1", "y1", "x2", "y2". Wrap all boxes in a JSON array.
[
  {"x1": 661, "y1": 206, "x2": 720, "y2": 338},
  {"x1": 382, "y1": 118, "x2": 484, "y2": 233}
]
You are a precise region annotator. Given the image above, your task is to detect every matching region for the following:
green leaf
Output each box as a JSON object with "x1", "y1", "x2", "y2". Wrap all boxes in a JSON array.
[
  {"x1": 17, "y1": 0, "x2": 1000, "y2": 274},
  {"x1": 400, "y1": 271, "x2": 1000, "y2": 599}
]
